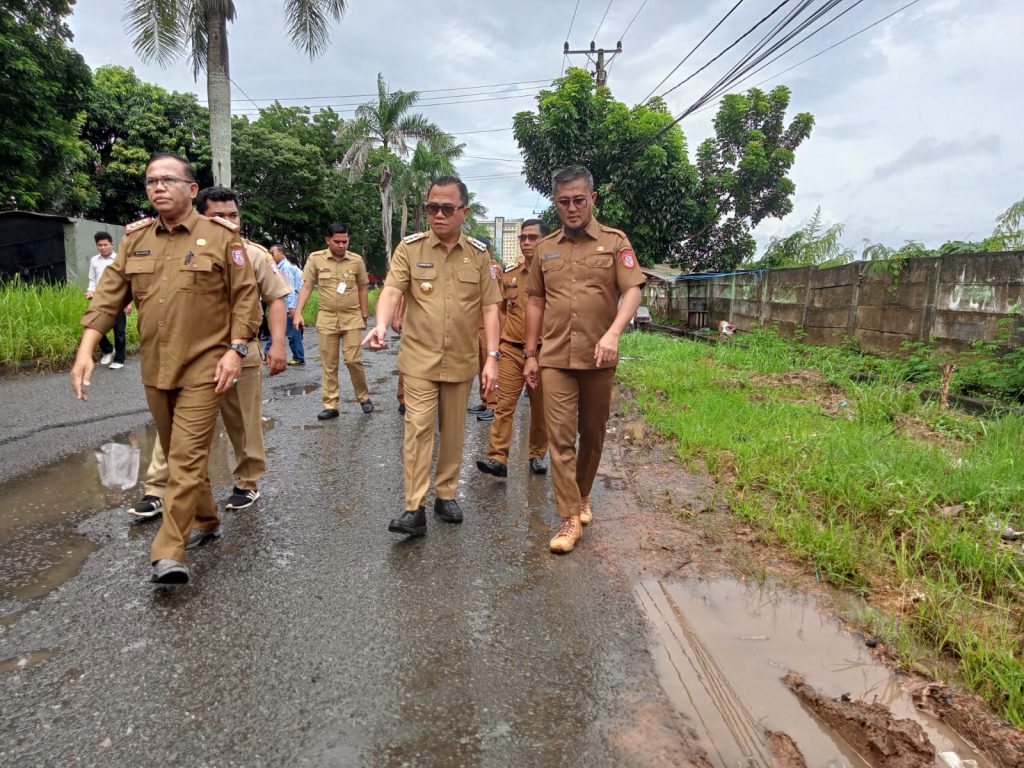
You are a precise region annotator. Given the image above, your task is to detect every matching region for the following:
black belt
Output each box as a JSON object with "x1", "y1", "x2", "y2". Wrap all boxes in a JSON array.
[{"x1": 502, "y1": 340, "x2": 525, "y2": 348}]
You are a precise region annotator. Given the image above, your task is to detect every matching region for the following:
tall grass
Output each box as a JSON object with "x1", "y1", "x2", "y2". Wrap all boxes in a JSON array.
[
  {"x1": 0, "y1": 278, "x2": 139, "y2": 370},
  {"x1": 298, "y1": 286, "x2": 379, "y2": 330},
  {"x1": 619, "y1": 329, "x2": 1024, "y2": 724}
]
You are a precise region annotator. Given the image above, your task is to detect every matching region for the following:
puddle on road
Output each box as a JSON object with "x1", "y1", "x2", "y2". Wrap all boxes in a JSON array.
[
  {"x1": 0, "y1": 423, "x2": 234, "y2": 602},
  {"x1": 637, "y1": 579, "x2": 992, "y2": 768},
  {"x1": 266, "y1": 382, "x2": 319, "y2": 400},
  {"x1": 0, "y1": 648, "x2": 59, "y2": 673}
]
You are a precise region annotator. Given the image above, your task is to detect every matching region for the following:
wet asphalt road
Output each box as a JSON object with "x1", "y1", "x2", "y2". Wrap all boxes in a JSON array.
[{"x1": 0, "y1": 330, "x2": 687, "y2": 767}]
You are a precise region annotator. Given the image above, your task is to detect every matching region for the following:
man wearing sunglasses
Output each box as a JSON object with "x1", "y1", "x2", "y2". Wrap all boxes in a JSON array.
[
  {"x1": 364, "y1": 176, "x2": 502, "y2": 536},
  {"x1": 523, "y1": 166, "x2": 645, "y2": 554},
  {"x1": 477, "y1": 219, "x2": 551, "y2": 479}
]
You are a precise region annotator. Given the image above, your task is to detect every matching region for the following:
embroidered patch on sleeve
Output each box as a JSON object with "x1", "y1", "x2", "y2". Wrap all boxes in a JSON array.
[
  {"x1": 619, "y1": 249, "x2": 636, "y2": 268},
  {"x1": 489, "y1": 263, "x2": 499, "y2": 279},
  {"x1": 231, "y1": 247, "x2": 245, "y2": 266}
]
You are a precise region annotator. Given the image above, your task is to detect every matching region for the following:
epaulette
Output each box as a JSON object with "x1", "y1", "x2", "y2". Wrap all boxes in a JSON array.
[
  {"x1": 124, "y1": 217, "x2": 154, "y2": 234},
  {"x1": 403, "y1": 232, "x2": 428, "y2": 244},
  {"x1": 245, "y1": 239, "x2": 270, "y2": 256},
  {"x1": 599, "y1": 224, "x2": 628, "y2": 238},
  {"x1": 348, "y1": 251, "x2": 365, "y2": 262},
  {"x1": 539, "y1": 230, "x2": 561, "y2": 244},
  {"x1": 504, "y1": 263, "x2": 519, "y2": 273},
  {"x1": 466, "y1": 237, "x2": 489, "y2": 252},
  {"x1": 210, "y1": 215, "x2": 239, "y2": 232}
]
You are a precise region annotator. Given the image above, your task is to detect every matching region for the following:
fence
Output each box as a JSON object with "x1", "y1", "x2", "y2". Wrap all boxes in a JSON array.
[{"x1": 643, "y1": 251, "x2": 1024, "y2": 353}]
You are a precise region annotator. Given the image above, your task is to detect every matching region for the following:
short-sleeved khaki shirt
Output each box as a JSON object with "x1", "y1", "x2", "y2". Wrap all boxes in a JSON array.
[
  {"x1": 479, "y1": 256, "x2": 506, "y2": 329},
  {"x1": 524, "y1": 216, "x2": 645, "y2": 370},
  {"x1": 385, "y1": 231, "x2": 502, "y2": 382},
  {"x1": 81, "y1": 208, "x2": 262, "y2": 389},
  {"x1": 500, "y1": 260, "x2": 532, "y2": 344},
  {"x1": 242, "y1": 240, "x2": 292, "y2": 368},
  {"x1": 302, "y1": 249, "x2": 368, "y2": 332}
]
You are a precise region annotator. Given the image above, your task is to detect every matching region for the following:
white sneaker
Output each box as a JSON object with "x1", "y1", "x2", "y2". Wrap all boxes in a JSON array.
[
  {"x1": 109, "y1": 362, "x2": 124, "y2": 369},
  {"x1": 99, "y1": 352, "x2": 114, "y2": 365}
]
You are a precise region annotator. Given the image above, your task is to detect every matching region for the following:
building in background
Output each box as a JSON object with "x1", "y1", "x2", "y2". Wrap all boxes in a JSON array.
[
  {"x1": 477, "y1": 217, "x2": 524, "y2": 266},
  {"x1": 0, "y1": 211, "x2": 125, "y2": 285}
]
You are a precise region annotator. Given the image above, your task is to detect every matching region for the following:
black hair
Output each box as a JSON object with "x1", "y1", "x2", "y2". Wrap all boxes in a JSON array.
[
  {"x1": 551, "y1": 165, "x2": 593, "y2": 196},
  {"x1": 428, "y1": 176, "x2": 469, "y2": 206},
  {"x1": 94, "y1": 231, "x2": 113, "y2": 244},
  {"x1": 270, "y1": 243, "x2": 287, "y2": 254},
  {"x1": 521, "y1": 218, "x2": 550, "y2": 236},
  {"x1": 326, "y1": 223, "x2": 349, "y2": 236},
  {"x1": 146, "y1": 152, "x2": 196, "y2": 181},
  {"x1": 195, "y1": 186, "x2": 238, "y2": 215}
]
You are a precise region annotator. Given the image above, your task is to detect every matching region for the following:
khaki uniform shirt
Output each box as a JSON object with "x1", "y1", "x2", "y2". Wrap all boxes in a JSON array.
[
  {"x1": 302, "y1": 249, "x2": 368, "y2": 332},
  {"x1": 479, "y1": 257, "x2": 506, "y2": 330},
  {"x1": 385, "y1": 231, "x2": 502, "y2": 382},
  {"x1": 81, "y1": 209, "x2": 262, "y2": 389},
  {"x1": 524, "y1": 216, "x2": 645, "y2": 370},
  {"x1": 500, "y1": 260, "x2": 533, "y2": 344},
  {"x1": 243, "y1": 239, "x2": 292, "y2": 369}
]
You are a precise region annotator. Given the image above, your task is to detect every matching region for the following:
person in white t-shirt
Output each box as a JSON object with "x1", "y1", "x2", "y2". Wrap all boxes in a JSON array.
[{"x1": 85, "y1": 231, "x2": 130, "y2": 369}]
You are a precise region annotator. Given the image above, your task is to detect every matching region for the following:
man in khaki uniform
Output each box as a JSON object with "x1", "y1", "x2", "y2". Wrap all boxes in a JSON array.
[
  {"x1": 364, "y1": 176, "x2": 502, "y2": 536},
  {"x1": 295, "y1": 223, "x2": 373, "y2": 419},
  {"x1": 71, "y1": 153, "x2": 262, "y2": 584},
  {"x1": 130, "y1": 186, "x2": 290, "y2": 520},
  {"x1": 523, "y1": 166, "x2": 644, "y2": 554},
  {"x1": 469, "y1": 241, "x2": 506, "y2": 421},
  {"x1": 477, "y1": 219, "x2": 550, "y2": 478}
]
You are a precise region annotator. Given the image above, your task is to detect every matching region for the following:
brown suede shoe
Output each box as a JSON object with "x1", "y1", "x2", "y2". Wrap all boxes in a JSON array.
[
  {"x1": 549, "y1": 515, "x2": 582, "y2": 554},
  {"x1": 579, "y1": 496, "x2": 593, "y2": 526}
]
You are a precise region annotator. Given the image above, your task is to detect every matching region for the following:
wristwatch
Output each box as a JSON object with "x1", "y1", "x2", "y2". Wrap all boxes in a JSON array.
[
  {"x1": 487, "y1": 350, "x2": 502, "y2": 361},
  {"x1": 523, "y1": 349, "x2": 537, "y2": 359},
  {"x1": 228, "y1": 342, "x2": 249, "y2": 358}
]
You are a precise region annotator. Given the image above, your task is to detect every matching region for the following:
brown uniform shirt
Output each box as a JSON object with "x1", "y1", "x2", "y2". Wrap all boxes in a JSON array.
[
  {"x1": 500, "y1": 260, "x2": 533, "y2": 344},
  {"x1": 81, "y1": 208, "x2": 262, "y2": 389},
  {"x1": 302, "y1": 249, "x2": 368, "y2": 332},
  {"x1": 524, "y1": 216, "x2": 645, "y2": 370},
  {"x1": 479, "y1": 256, "x2": 506, "y2": 330},
  {"x1": 385, "y1": 231, "x2": 502, "y2": 382},
  {"x1": 242, "y1": 239, "x2": 292, "y2": 369}
]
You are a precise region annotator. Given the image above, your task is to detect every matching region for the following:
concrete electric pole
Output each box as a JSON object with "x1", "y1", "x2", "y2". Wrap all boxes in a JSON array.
[{"x1": 563, "y1": 41, "x2": 623, "y2": 87}]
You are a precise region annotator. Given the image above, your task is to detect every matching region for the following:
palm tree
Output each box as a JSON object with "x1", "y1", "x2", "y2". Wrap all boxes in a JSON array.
[
  {"x1": 405, "y1": 139, "x2": 464, "y2": 235},
  {"x1": 337, "y1": 74, "x2": 450, "y2": 264},
  {"x1": 124, "y1": 0, "x2": 348, "y2": 186}
]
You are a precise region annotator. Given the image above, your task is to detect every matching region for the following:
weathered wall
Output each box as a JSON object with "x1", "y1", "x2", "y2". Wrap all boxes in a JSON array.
[{"x1": 644, "y1": 251, "x2": 1024, "y2": 353}]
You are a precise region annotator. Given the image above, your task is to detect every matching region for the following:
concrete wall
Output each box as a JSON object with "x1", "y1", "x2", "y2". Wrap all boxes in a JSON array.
[{"x1": 644, "y1": 251, "x2": 1024, "y2": 353}]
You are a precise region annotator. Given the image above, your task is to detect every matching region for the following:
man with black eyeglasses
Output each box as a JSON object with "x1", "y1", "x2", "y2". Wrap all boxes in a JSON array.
[
  {"x1": 523, "y1": 166, "x2": 645, "y2": 554},
  {"x1": 364, "y1": 176, "x2": 502, "y2": 536},
  {"x1": 476, "y1": 219, "x2": 551, "y2": 479}
]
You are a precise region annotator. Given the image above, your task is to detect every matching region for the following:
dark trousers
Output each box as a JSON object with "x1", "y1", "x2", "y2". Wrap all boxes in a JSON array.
[{"x1": 97, "y1": 312, "x2": 127, "y2": 363}]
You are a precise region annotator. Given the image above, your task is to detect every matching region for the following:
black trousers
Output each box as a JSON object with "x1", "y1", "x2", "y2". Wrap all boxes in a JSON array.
[{"x1": 97, "y1": 311, "x2": 127, "y2": 363}]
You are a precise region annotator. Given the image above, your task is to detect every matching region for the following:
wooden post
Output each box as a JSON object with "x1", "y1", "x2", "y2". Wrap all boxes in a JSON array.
[{"x1": 939, "y1": 364, "x2": 955, "y2": 413}]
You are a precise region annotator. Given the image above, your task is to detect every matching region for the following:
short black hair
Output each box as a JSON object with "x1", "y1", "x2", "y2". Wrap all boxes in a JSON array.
[
  {"x1": 551, "y1": 165, "x2": 593, "y2": 196},
  {"x1": 428, "y1": 175, "x2": 469, "y2": 206},
  {"x1": 522, "y1": 218, "x2": 550, "y2": 236},
  {"x1": 94, "y1": 231, "x2": 113, "y2": 244},
  {"x1": 146, "y1": 152, "x2": 196, "y2": 182},
  {"x1": 326, "y1": 223, "x2": 349, "y2": 236},
  {"x1": 195, "y1": 186, "x2": 238, "y2": 215},
  {"x1": 270, "y1": 243, "x2": 286, "y2": 254}
]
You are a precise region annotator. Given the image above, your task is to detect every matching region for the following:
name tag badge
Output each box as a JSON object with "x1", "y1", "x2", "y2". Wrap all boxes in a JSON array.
[
  {"x1": 337, "y1": 282, "x2": 347, "y2": 295},
  {"x1": 416, "y1": 262, "x2": 434, "y2": 268},
  {"x1": 543, "y1": 253, "x2": 561, "y2": 260}
]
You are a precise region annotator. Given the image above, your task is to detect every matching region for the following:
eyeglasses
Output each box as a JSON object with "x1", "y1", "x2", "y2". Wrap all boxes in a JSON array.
[
  {"x1": 145, "y1": 176, "x2": 193, "y2": 189},
  {"x1": 518, "y1": 233, "x2": 541, "y2": 242},
  {"x1": 425, "y1": 203, "x2": 467, "y2": 217},
  {"x1": 554, "y1": 196, "x2": 590, "y2": 210}
]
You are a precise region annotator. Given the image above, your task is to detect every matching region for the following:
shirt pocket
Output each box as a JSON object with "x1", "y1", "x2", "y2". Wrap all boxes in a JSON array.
[
  {"x1": 456, "y1": 269, "x2": 479, "y2": 301},
  {"x1": 179, "y1": 256, "x2": 219, "y2": 293},
  {"x1": 585, "y1": 254, "x2": 614, "y2": 285},
  {"x1": 504, "y1": 283, "x2": 519, "y2": 306},
  {"x1": 125, "y1": 259, "x2": 156, "y2": 296},
  {"x1": 411, "y1": 266, "x2": 438, "y2": 282},
  {"x1": 541, "y1": 257, "x2": 565, "y2": 273}
]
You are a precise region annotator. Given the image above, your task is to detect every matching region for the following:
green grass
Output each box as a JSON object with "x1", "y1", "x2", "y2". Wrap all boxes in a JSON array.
[
  {"x1": 619, "y1": 329, "x2": 1024, "y2": 725},
  {"x1": 299, "y1": 286, "x2": 379, "y2": 329},
  {"x1": 0, "y1": 278, "x2": 140, "y2": 370}
]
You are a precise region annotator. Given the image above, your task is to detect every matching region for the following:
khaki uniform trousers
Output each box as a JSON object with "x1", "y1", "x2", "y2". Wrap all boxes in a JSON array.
[
  {"x1": 396, "y1": 373, "x2": 405, "y2": 406},
  {"x1": 319, "y1": 327, "x2": 370, "y2": 409},
  {"x1": 144, "y1": 364, "x2": 265, "y2": 495},
  {"x1": 477, "y1": 329, "x2": 498, "y2": 409},
  {"x1": 487, "y1": 340, "x2": 547, "y2": 464},
  {"x1": 145, "y1": 382, "x2": 223, "y2": 563},
  {"x1": 540, "y1": 367, "x2": 616, "y2": 518},
  {"x1": 402, "y1": 375, "x2": 473, "y2": 511}
]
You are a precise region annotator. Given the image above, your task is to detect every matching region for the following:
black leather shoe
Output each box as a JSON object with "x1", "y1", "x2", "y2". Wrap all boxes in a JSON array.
[
  {"x1": 388, "y1": 507, "x2": 426, "y2": 536},
  {"x1": 529, "y1": 458, "x2": 548, "y2": 475},
  {"x1": 476, "y1": 458, "x2": 508, "y2": 478},
  {"x1": 398, "y1": 403, "x2": 406, "y2": 415},
  {"x1": 317, "y1": 408, "x2": 339, "y2": 420},
  {"x1": 361, "y1": 399, "x2": 374, "y2": 414},
  {"x1": 433, "y1": 498, "x2": 463, "y2": 523},
  {"x1": 467, "y1": 403, "x2": 486, "y2": 414}
]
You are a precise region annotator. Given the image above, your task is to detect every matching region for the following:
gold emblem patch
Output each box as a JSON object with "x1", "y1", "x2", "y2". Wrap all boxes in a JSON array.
[
  {"x1": 196, "y1": 238, "x2": 207, "y2": 246},
  {"x1": 420, "y1": 281, "x2": 433, "y2": 295}
]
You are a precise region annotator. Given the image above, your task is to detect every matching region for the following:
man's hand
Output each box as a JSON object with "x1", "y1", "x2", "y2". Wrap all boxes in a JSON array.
[
  {"x1": 70, "y1": 352, "x2": 95, "y2": 400},
  {"x1": 266, "y1": 340, "x2": 287, "y2": 376},
  {"x1": 594, "y1": 330, "x2": 620, "y2": 367},
  {"x1": 523, "y1": 357, "x2": 540, "y2": 390},
  {"x1": 481, "y1": 357, "x2": 498, "y2": 393},
  {"x1": 84, "y1": 291, "x2": 94, "y2": 300},
  {"x1": 123, "y1": 304, "x2": 132, "y2": 315},
  {"x1": 362, "y1": 324, "x2": 388, "y2": 349},
  {"x1": 391, "y1": 316, "x2": 402, "y2": 334},
  {"x1": 214, "y1": 350, "x2": 243, "y2": 393},
  {"x1": 293, "y1": 312, "x2": 304, "y2": 331}
]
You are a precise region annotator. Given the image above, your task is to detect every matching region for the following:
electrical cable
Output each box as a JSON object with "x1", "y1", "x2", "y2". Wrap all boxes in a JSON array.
[
  {"x1": 593, "y1": 0, "x2": 615, "y2": 40},
  {"x1": 619, "y1": 0, "x2": 649, "y2": 41},
  {"x1": 562, "y1": 0, "x2": 583, "y2": 75}
]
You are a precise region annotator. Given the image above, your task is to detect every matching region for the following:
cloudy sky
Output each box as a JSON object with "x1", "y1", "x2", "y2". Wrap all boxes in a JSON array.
[{"x1": 69, "y1": 0, "x2": 1022, "y2": 254}]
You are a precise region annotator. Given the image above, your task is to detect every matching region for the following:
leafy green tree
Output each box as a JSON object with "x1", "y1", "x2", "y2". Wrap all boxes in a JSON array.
[
  {"x1": 0, "y1": 0, "x2": 96, "y2": 213},
  {"x1": 990, "y1": 197, "x2": 1024, "y2": 251},
  {"x1": 688, "y1": 86, "x2": 814, "y2": 271},
  {"x1": 123, "y1": 0, "x2": 348, "y2": 186},
  {"x1": 755, "y1": 207, "x2": 854, "y2": 268},
  {"x1": 81, "y1": 65, "x2": 211, "y2": 222},
  {"x1": 514, "y1": 69, "x2": 698, "y2": 267}
]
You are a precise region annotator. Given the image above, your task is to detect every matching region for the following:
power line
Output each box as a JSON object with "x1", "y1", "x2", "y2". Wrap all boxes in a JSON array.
[
  {"x1": 198, "y1": 78, "x2": 556, "y2": 104},
  {"x1": 593, "y1": 0, "x2": 616, "y2": 40},
  {"x1": 619, "y1": 0, "x2": 649, "y2": 40},
  {"x1": 462, "y1": 155, "x2": 522, "y2": 163},
  {"x1": 230, "y1": 90, "x2": 540, "y2": 115}
]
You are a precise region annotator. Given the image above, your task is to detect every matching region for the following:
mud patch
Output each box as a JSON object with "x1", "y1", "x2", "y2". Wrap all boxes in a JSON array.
[
  {"x1": 265, "y1": 382, "x2": 319, "y2": 400},
  {"x1": 0, "y1": 648, "x2": 58, "y2": 673},
  {"x1": 912, "y1": 683, "x2": 1024, "y2": 768}
]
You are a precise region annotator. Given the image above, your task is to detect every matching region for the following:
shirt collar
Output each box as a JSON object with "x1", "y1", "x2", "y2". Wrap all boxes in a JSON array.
[
  {"x1": 428, "y1": 230, "x2": 466, "y2": 254},
  {"x1": 556, "y1": 216, "x2": 600, "y2": 243},
  {"x1": 156, "y1": 208, "x2": 200, "y2": 234}
]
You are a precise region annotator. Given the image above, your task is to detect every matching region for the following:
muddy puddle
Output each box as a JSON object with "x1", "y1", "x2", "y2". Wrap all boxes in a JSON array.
[
  {"x1": 265, "y1": 382, "x2": 319, "y2": 400},
  {"x1": 0, "y1": 648, "x2": 58, "y2": 673},
  {"x1": 0, "y1": 422, "x2": 235, "y2": 602},
  {"x1": 637, "y1": 579, "x2": 992, "y2": 768}
]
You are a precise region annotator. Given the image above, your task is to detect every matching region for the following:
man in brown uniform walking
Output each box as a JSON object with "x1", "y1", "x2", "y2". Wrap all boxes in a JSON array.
[
  {"x1": 477, "y1": 219, "x2": 550, "y2": 478},
  {"x1": 71, "y1": 153, "x2": 262, "y2": 584},
  {"x1": 523, "y1": 166, "x2": 644, "y2": 554},
  {"x1": 364, "y1": 176, "x2": 502, "y2": 536},
  {"x1": 295, "y1": 223, "x2": 373, "y2": 419}
]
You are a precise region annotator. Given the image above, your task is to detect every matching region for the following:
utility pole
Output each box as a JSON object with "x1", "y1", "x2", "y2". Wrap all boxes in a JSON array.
[{"x1": 563, "y1": 41, "x2": 623, "y2": 87}]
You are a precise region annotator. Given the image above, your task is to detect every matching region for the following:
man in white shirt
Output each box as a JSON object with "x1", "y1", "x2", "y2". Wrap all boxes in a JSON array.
[{"x1": 85, "y1": 231, "x2": 129, "y2": 369}]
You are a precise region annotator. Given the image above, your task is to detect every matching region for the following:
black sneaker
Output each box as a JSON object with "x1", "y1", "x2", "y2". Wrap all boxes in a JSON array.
[
  {"x1": 151, "y1": 559, "x2": 189, "y2": 584},
  {"x1": 185, "y1": 526, "x2": 222, "y2": 550},
  {"x1": 477, "y1": 408, "x2": 495, "y2": 422},
  {"x1": 129, "y1": 495, "x2": 164, "y2": 520},
  {"x1": 467, "y1": 403, "x2": 486, "y2": 414},
  {"x1": 225, "y1": 487, "x2": 259, "y2": 510},
  {"x1": 317, "y1": 408, "x2": 339, "y2": 420},
  {"x1": 287, "y1": 359, "x2": 305, "y2": 366},
  {"x1": 529, "y1": 458, "x2": 548, "y2": 475},
  {"x1": 361, "y1": 399, "x2": 374, "y2": 414}
]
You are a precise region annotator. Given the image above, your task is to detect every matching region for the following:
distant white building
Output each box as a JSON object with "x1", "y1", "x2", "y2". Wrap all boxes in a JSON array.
[{"x1": 477, "y1": 217, "x2": 524, "y2": 267}]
